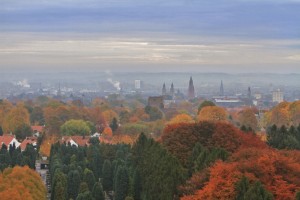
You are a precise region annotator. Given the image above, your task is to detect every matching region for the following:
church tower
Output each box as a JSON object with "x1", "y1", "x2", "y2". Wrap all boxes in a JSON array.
[
  {"x1": 170, "y1": 83, "x2": 175, "y2": 96},
  {"x1": 162, "y1": 83, "x2": 167, "y2": 95},
  {"x1": 188, "y1": 76, "x2": 195, "y2": 99},
  {"x1": 220, "y1": 80, "x2": 224, "y2": 96},
  {"x1": 247, "y1": 86, "x2": 251, "y2": 99}
]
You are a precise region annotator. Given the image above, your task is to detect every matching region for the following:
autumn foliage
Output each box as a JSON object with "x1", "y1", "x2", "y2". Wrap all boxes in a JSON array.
[
  {"x1": 168, "y1": 114, "x2": 194, "y2": 124},
  {"x1": 264, "y1": 101, "x2": 300, "y2": 127},
  {"x1": 198, "y1": 106, "x2": 227, "y2": 122},
  {"x1": 0, "y1": 166, "x2": 47, "y2": 200}
]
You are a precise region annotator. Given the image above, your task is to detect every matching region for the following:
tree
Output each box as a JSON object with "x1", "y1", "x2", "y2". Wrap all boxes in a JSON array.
[
  {"x1": 198, "y1": 106, "x2": 227, "y2": 122},
  {"x1": 198, "y1": 100, "x2": 215, "y2": 114},
  {"x1": 102, "y1": 159, "x2": 113, "y2": 191},
  {"x1": 14, "y1": 124, "x2": 32, "y2": 140},
  {"x1": 60, "y1": 119, "x2": 91, "y2": 136},
  {"x1": 76, "y1": 191, "x2": 94, "y2": 200},
  {"x1": 30, "y1": 106, "x2": 45, "y2": 125},
  {"x1": 79, "y1": 182, "x2": 89, "y2": 194},
  {"x1": 238, "y1": 108, "x2": 258, "y2": 131},
  {"x1": 115, "y1": 166, "x2": 129, "y2": 200},
  {"x1": 133, "y1": 170, "x2": 142, "y2": 200},
  {"x1": 145, "y1": 106, "x2": 163, "y2": 121},
  {"x1": 2, "y1": 103, "x2": 30, "y2": 134},
  {"x1": 236, "y1": 176, "x2": 273, "y2": 200},
  {"x1": 67, "y1": 170, "x2": 81, "y2": 200},
  {"x1": 83, "y1": 168, "x2": 96, "y2": 192},
  {"x1": 52, "y1": 170, "x2": 67, "y2": 200},
  {"x1": 132, "y1": 133, "x2": 186, "y2": 200},
  {"x1": 110, "y1": 117, "x2": 118, "y2": 132},
  {"x1": 0, "y1": 126, "x2": 3, "y2": 136},
  {"x1": 0, "y1": 166, "x2": 46, "y2": 199},
  {"x1": 102, "y1": 127, "x2": 113, "y2": 138},
  {"x1": 243, "y1": 181, "x2": 273, "y2": 200},
  {"x1": 168, "y1": 114, "x2": 194, "y2": 124},
  {"x1": 92, "y1": 182, "x2": 105, "y2": 200},
  {"x1": 162, "y1": 121, "x2": 216, "y2": 167}
]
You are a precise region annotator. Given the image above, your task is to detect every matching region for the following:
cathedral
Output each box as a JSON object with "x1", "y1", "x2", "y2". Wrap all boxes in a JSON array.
[{"x1": 161, "y1": 76, "x2": 195, "y2": 100}]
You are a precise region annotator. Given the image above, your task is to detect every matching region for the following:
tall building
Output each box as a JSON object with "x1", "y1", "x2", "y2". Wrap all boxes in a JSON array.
[
  {"x1": 247, "y1": 87, "x2": 251, "y2": 99},
  {"x1": 134, "y1": 80, "x2": 141, "y2": 90},
  {"x1": 220, "y1": 80, "x2": 224, "y2": 96},
  {"x1": 170, "y1": 83, "x2": 175, "y2": 96},
  {"x1": 272, "y1": 89, "x2": 284, "y2": 103},
  {"x1": 162, "y1": 83, "x2": 167, "y2": 95},
  {"x1": 188, "y1": 76, "x2": 195, "y2": 99}
]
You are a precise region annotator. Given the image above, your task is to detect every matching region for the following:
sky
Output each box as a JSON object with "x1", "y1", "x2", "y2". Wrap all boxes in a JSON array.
[{"x1": 0, "y1": 0, "x2": 300, "y2": 73}]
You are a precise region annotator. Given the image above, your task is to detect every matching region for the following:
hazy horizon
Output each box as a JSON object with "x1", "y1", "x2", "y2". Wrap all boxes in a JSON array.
[{"x1": 1, "y1": 0, "x2": 300, "y2": 73}]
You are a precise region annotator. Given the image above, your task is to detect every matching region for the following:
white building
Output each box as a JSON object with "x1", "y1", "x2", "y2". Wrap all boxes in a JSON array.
[
  {"x1": 135, "y1": 80, "x2": 141, "y2": 89},
  {"x1": 272, "y1": 89, "x2": 284, "y2": 103},
  {"x1": 0, "y1": 135, "x2": 21, "y2": 149}
]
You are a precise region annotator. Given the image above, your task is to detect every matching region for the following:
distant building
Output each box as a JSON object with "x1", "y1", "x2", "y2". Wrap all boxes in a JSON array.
[
  {"x1": 60, "y1": 136, "x2": 92, "y2": 147},
  {"x1": 0, "y1": 135, "x2": 21, "y2": 149},
  {"x1": 213, "y1": 97, "x2": 243, "y2": 107},
  {"x1": 134, "y1": 80, "x2": 141, "y2": 90},
  {"x1": 148, "y1": 96, "x2": 164, "y2": 108},
  {"x1": 254, "y1": 92, "x2": 262, "y2": 100},
  {"x1": 31, "y1": 125, "x2": 44, "y2": 137},
  {"x1": 162, "y1": 83, "x2": 167, "y2": 95},
  {"x1": 20, "y1": 137, "x2": 37, "y2": 151},
  {"x1": 188, "y1": 76, "x2": 195, "y2": 99},
  {"x1": 170, "y1": 83, "x2": 175, "y2": 97},
  {"x1": 272, "y1": 89, "x2": 284, "y2": 103},
  {"x1": 247, "y1": 87, "x2": 251, "y2": 99},
  {"x1": 220, "y1": 80, "x2": 224, "y2": 96}
]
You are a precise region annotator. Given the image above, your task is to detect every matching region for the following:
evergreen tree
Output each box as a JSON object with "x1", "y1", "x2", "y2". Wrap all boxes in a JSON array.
[
  {"x1": 67, "y1": 170, "x2": 81, "y2": 200},
  {"x1": 76, "y1": 191, "x2": 94, "y2": 200},
  {"x1": 296, "y1": 191, "x2": 300, "y2": 200},
  {"x1": 51, "y1": 170, "x2": 67, "y2": 200},
  {"x1": 198, "y1": 100, "x2": 215, "y2": 114},
  {"x1": 92, "y1": 182, "x2": 105, "y2": 200},
  {"x1": 244, "y1": 181, "x2": 273, "y2": 200},
  {"x1": 133, "y1": 169, "x2": 141, "y2": 200},
  {"x1": 115, "y1": 166, "x2": 129, "y2": 200},
  {"x1": 236, "y1": 176, "x2": 250, "y2": 200},
  {"x1": 132, "y1": 133, "x2": 185, "y2": 200},
  {"x1": 54, "y1": 181, "x2": 67, "y2": 200},
  {"x1": 83, "y1": 168, "x2": 96, "y2": 191},
  {"x1": 110, "y1": 117, "x2": 118, "y2": 132},
  {"x1": 79, "y1": 182, "x2": 89, "y2": 193},
  {"x1": 236, "y1": 176, "x2": 273, "y2": 200},
  {"x1": 102, "y1": 159, "x2": 113, "y2": 191}
]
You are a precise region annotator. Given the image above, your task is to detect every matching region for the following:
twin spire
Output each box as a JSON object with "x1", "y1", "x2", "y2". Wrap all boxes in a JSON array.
[{"x1": 162, "y1": 76, "x2": 195, "y2": 99}]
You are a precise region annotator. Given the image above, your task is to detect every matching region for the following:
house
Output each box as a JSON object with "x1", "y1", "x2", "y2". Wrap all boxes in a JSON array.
[
  {"x1": 20, "y1": 137, "x2": 37, "y2": 151},
  {"x1": 0, "y1": 135, "x2": 21, "y2": 149},
  {"x1": 92, "y1": 132, "x2": 101, "y2": 137},
  {"x1": 60, "y1": 136, "x2": 91, "y2": 147},
  {"x1": 31, "y1": 125, "x2": 45, "y2": 137}
]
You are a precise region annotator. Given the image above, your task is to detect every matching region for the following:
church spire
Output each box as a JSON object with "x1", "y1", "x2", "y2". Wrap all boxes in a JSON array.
[
  {"x1": 170, "y1": 83, "x2": 175, "y2": 96},
  {"x1": 220, "y1": 80, "x2": 224, "y2": 96},
  {"x1": 188, "y1": 76, "x2": 195, "y2": 99},
  {"x1": 247, "y1": 86, "x2": 251, "y2": 99},
  {"x1": 162, "y1": 83, "x2": 167, "y2": 95}
]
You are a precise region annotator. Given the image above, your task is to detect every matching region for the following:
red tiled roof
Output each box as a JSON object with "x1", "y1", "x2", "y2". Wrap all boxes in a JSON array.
[
  {"x1": 71, "y1": 136, "x2": 90, "y2": 146},
  {"x1": 20, "y1": 137, "x2": 37, "y2": 151},
  {"x1": 60, "y1": 136, "x2": 91, "y2": 147},
  {"x1": 0, "y1": 135, "x2": 14, "y2": 146},
  {"x1": 31, "y1": 126, "x2": 44, "y2": 132}
]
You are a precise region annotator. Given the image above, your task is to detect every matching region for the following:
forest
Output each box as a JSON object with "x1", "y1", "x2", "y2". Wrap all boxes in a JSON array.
[{"x1": 0, "y1": 97, "x2": 300, "y2": 200}]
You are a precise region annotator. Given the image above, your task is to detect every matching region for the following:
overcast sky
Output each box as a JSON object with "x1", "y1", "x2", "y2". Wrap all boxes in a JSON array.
[{"x1": 0, "y1": 0, "x2": 299, "y2": 73}]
